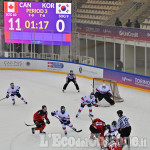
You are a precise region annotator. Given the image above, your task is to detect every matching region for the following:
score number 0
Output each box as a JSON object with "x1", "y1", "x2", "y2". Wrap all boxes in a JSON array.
[
  {"x1": 8, "y1": 18, "x2": 65, "y2": 32},
  {"x1": 56, "y1": 20, "x2": 65, "y2": 32}
]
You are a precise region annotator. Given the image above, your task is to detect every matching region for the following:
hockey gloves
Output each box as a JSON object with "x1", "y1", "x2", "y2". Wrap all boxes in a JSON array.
[
  {"x1": 6, "y1": 94, "x2": 9, "y2": 98},
  {"x1": 35, "y1": 121, "x2": 42, "y2": 128},
  {"x1": 94, "y1": 104, "x2": 99, "y2": 107},
  {"x1": 51, "y1": 112, "x2": 55, "y2": 116},
  {"x1": 46, "y1": 119, "x2": 50, "y2": 124},
  {"x1": 64, "y1": 120, "x2": 70, "y2": 125},
  {"x1": 60, "y1": 119, "x2": 70, "y2": 125}
]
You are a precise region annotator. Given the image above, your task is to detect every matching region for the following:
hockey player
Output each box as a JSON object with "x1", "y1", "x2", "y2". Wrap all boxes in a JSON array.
[
  {"x1": 76, "y1": 92, "x2": 98, "y2": 118},
  {"x1": 107, "y1": 121, "x2": 119, "y2": 142},
  {"x1": 89, "y1": 118, "x2": 107, "y2": 149},
  {"x1": 32, "y1": 105, "x2": 50, "y2": 134},
  {"x1": 6, "y1": 83, "x2": 27, "y2": 105},
  {"x1": 107, "y1": 121, "x2": 119, "y2": 136},
  {"x1": 95, "y1": 84, "x2": 115, "y2": 105},
  {"x1": 62, "y1": 70, "x2": 80, "y2": 92},
  {"x1": 108, "y1": 140, "x2": 122, "y2": 150},
  {"x1": 51, "y1": 106, "x2": 76, "y2": 135},
  {"x1": 117, "y1": 110, "x2": 131, "y2": 147}
]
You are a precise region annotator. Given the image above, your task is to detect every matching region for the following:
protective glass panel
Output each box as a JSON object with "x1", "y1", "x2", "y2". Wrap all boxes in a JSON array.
[
  {"x1": 106, "y1": 42, "x2": 114, "y2": 69},
  {"x1": 147, "y1": 47, "x2": 150, "y2": 76},
  {"x1": 136, "y1": 46, "x2": 145, "y2": 75}
]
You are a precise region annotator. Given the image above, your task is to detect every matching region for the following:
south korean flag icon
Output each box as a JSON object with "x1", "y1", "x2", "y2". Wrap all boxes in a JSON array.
[{"x1": 56, "y1": 3, "x2": 71, "y2": 14}]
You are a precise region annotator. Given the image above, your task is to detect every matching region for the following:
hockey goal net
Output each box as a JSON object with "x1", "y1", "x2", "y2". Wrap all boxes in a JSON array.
[{"x1": 93, "y1": 78, "x2": 124, "y2": 103}]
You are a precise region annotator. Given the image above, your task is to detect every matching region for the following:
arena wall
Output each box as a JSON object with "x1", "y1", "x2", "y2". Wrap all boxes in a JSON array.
[{"x1": 0, "y1": 58, "x2": 149, "y2": 92}]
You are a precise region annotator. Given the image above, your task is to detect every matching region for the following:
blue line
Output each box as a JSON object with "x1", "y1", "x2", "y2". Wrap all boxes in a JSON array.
[{"x1": 0, "y1": 57, "x2": 150, "y2": 78}]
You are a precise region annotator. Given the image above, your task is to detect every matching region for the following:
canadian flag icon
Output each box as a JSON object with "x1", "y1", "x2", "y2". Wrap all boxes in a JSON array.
[{"x1": 4, "y1": 2, "x2": 18, "y2": 13}]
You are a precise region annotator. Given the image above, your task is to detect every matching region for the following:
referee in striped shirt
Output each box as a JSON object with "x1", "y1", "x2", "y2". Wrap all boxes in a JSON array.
[
  {"x1": 117, "y1": 110, "x2": 131, "y2": 137},
  {"x1": 117, "y1": 110, "x2": 131, "y2": 147}
]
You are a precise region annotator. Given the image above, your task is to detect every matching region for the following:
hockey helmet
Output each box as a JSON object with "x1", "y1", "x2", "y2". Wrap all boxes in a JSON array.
[
  {"x1": 70, "y1": 70, "x2": 73, "y2": 74},
  {"x1": 112, "y1": 121, "x2": 117, "y2": 127},
  {"x1": 42, "y1": 105, "x2": 47, "y2": 109},
  {"x1": 106, "y1": 124, "x2": 110, "y2": 130},
  {"x1": 102, "y1": 83, "x2": 106, "y2": 87},
  {"x1": 42, "y1": 105, "x2": 47, "y2": 112},
  {"x1": 10, "y1": 83, "x2": 14, "y2": 86},
  {"x1": 61, "y1": 106, "x2": 66, "y2": 114},
  {"x1": 90, "y1": 92, "x2": 95, "y2": 98}
]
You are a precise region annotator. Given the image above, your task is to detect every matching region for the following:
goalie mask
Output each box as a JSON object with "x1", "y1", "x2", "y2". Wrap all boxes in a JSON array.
[{"x1": 102, "y1": 83, "x2": 106, "y2": 89}]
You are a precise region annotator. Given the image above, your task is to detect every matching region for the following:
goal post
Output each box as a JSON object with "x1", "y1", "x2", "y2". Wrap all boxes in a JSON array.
[{"x1": 93, "y1": 78, "x2": 124, "y2": 103}]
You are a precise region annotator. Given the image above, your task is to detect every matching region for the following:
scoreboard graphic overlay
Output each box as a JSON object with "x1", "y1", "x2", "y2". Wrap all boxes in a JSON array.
[{"x1": 4, "y1": 2, "x2": 71, "y2": 45}]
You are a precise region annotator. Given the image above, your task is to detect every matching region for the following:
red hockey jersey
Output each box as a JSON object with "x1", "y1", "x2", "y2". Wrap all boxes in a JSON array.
[
  {"x1": 33, "y1": 110, "x2": 48, "y2": 121},
  {"x1": 91, "y1": 121, "x2": 104, "y2": 137}
]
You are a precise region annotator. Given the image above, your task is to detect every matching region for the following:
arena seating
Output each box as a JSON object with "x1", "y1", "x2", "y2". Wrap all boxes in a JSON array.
[
  {"x1": 76, "y1": 0, "x2": 125, "y2": 25},
  {"x1": 140, "y1": 17, "x2": 150, "y2": 30}
]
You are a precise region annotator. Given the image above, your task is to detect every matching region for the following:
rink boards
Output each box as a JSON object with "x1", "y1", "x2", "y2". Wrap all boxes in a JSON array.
[{"x1": 0, "y1": 58, "x2": 149, "y2": 92}]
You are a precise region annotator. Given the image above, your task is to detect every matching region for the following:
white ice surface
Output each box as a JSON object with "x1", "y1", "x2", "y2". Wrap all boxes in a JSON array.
[{"x1": 0, "y1": 70, "x2": 149, "y2": 150}]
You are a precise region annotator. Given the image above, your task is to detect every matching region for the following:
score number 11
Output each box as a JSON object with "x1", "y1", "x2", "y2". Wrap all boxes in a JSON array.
[{"x1": 8, "y1": 18, "x2": 21, "y2": 31}]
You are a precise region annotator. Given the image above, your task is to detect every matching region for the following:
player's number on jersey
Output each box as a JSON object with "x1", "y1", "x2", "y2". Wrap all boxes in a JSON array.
[
  {"x1": 96, "y1": 122, "x2": 102, "y2": 126},
  {"x1": 109, "y1": 143, "x2": 117, "y2": 150},
  {"x1": 56, "y1": 20, "x2": 65, "y2": 32}
]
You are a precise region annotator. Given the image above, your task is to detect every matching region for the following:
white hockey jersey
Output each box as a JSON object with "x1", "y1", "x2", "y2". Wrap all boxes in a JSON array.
[
  {"x1": 7, "y1": 86, "x2": 20, "y2": 95},
  {"x1": 108, "y1": 123, "x2": 119, "y2": 136},
  {"x1": 53, "y1": 110, "x2": 70, "y2": 121},
  {"x1": 96, "y1": 85, "x2": 111, "y2": 94},
  {"x1": 81, "y1": 94, "x2": 96, "y2": 105}
]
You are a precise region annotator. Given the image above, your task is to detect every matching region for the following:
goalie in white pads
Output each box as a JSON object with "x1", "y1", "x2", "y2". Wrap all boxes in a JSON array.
[
  {"x1": 6, "y1": 83, "x2": 27, "y2": 105},
  {"x1": 51, "y1": 106, "x2": 77, "y2": 135},
  {"x1": 76, "y1": 92, "x2": 98, "y2": 118},
  {"x1": 95, "y1": 84, "x2": 115, "y2": 105}
]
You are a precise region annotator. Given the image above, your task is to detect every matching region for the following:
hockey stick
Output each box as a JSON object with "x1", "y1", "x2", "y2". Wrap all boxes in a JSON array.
[
  {"x1": 54, "y1": 116, "x2": 82, "y2": 133},
  {"x1": 24, "y1": 119, "x2": 51, "y2": 128},
  {"x1": 24, "y1": 122, "x2": 46, "y2": 127},
  {"x1": 0, "y1": 97, "x2": 7, "y2": 101},
  {"x1": 89, "y1": 114, "x2": 94, "y2": 122},
  {"x1": 24, "y1": 122, "x2": 35, "y2": 127}
]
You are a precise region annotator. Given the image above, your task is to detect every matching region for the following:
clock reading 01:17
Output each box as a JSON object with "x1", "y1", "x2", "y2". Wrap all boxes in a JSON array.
[
  {"x1": 25, "y1": 20, "x2": 49, "y2": 30},
  {"x1": 8, "y1": 18, "x2": 66, "y2": 32}
]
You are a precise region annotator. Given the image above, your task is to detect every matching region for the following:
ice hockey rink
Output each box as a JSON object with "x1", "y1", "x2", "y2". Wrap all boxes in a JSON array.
[{"x1": 0, "y1": 70, "x2": 149, "y2": 150}]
